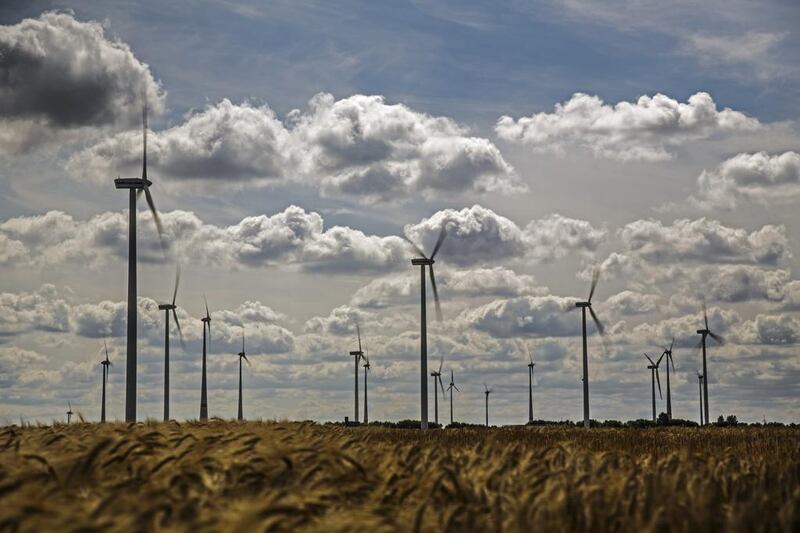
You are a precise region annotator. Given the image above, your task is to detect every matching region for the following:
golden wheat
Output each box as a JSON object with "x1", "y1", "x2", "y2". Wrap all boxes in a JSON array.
[{"x1": 0, "y1": 422, "x2": 797, "y2": 532}]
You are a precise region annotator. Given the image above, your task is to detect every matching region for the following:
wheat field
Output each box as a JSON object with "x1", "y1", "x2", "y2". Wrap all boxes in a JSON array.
[{"x1": 0, "y1": 421, "x2": 797, "y2": 532}]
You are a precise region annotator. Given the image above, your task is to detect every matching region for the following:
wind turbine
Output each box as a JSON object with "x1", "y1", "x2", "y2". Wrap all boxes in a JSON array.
[
  {"x1": 237, "y1": 329, "x2": 249, "y2": 421},
  {"x1": 446, "y1": 370, "x2": 459, "y2": 425},
  {"x1": 363, "y1": 352, "x2": 371, "y2": 425},
  {"x1": 575, "y1": 268, "x2": 606, "y2": 428},
  {"x1": 114, "y1": 98, "x2": 166, "y2": 422},
  {"x1": 661, "y1": 338, "x2": 675, "y2": 420},
  {"x1": 484, "y1": 383, "x2": 493, "y2": 427},
  {"x1": 643, "y1": 352, "x2": 664, "y2": 422},
  {"x1": 66, "y1": 401, "x2": 73, "y2": 425},
  {"x1": 100, "y1": 341, "x2": 112, "y2": 423},
  {"x1": 696, "y1": 299, "x2": 724, "y2": 425},
  {"x1": 348, "y1": 323, "x2": 365, "y2": 423},
  {"x1": 523, "y1": 344, "x2": 535, "y2": 423},
  {"x1": 200, "y1": 295, "x2": 211, "y2": 421},
  {"x1": 405, "y1": 225, "x2": 447, "y2": 430},
  {"x1": 158, "y1": 266, "x2": 184, "y2": 422},
  {"x1": 697, "y1": 371, "x2": 704, "y2": 425},
  {"x1": 430, "y1": 356, "x2": 445, "y2": 426}
]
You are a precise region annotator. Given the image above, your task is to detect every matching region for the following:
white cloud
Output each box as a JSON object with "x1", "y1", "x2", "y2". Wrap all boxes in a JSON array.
[
  {"x1": 604, "y1": 290, "x2": 660, "y2": 316},
  {"x1": 457, "y1": 295, "x2": 580, "y2": 338},
  {"x1": 692, "y1": 151, "x2": 800, "y2": 209},
  {"x1": 495, "y1": 92, "x2": 760, "y2": 161},
  {"x1": 734, "y1": 314, "x2": 800, "y2": 345},
  {"x1": 683, "y1": 31, "x2": 789, "y2": 81},
  {"x1": 0, "y1": 11, "x2": 164, "y2": 155},
  {"x1": 618, "y1": 218, "x2": 789, "y2": 265},
  {"x1": 68, "y1": 93, "x2": 521, "y2": 202}
]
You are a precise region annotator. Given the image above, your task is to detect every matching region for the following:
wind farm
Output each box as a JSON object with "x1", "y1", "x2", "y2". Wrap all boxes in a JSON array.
[{"x1": 1, "y1": 3, "x2": 798, "y2": 532}]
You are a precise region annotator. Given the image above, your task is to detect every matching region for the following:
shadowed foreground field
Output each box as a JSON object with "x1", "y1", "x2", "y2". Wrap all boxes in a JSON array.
[{"x1": 0, "y1": 422, "x2": 797, "y2": 532}]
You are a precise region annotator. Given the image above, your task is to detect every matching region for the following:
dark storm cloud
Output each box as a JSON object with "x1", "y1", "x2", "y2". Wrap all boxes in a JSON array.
[{"x1": 0, "y1": 11, "x2": 163, "y2": 154}]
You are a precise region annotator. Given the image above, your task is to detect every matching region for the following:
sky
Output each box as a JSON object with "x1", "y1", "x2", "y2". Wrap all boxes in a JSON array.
[{"x1": 0, "y1": 0, "x2": 798, "y2": 425}]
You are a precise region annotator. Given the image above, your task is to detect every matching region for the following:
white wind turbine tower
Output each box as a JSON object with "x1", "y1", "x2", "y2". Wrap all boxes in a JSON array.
[
  {"x1": 114, "y1": 98, "x2": 167, "y2": 422},
  {"x1": 430, "y1": 356, "x2": 445, "y2": 426},
  {"x1": 405, "y1": 225, "x2": 448, "y2": 430},
  {"x1": 574, "y1": 268, "x2": 606, "y2": 429},
  {"x1": 348, "y1": 322, "x2": 365, "y2": 423},
  {"x1": 158, "y1": 266, "x2": 184, "y2": 422},
  {"x1": 446, "y1": 370, "x2": 459, "y2": 425}
]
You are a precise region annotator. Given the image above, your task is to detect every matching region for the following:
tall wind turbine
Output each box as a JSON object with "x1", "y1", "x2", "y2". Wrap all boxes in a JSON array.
[
  {"x1": 363, "y1": 353, "x2": 371, "y2": 424},
  {"x1": 348, "y1": 323, "x2": 365, "y2": 423},
  {"x1": 430, "y1": 356, "x2": 445, "y2": 426},
  {"x1": 484, "y1": 383, "x2": 493, "y2": 427},
  {"x1": 237, "y1": 329, "x2": 249, "y2": 421},
  {"x1": 158, "y1": 266, "x2": 184, "y2": 422},
  {"x1": 575, "y1": 268, "x2": 606, "y2": 428},
  {"x1": 696, "y1": 300, "x2": 724, "y2": 425},
  {"x1": 200, "y1": 296, "x2": 211, "y2": 421},
  {"x1": 446, "y1": 370, "x2": 459, "y2": 425},
  {"x1": 643, "y1": 352, "x2": 664, "y2": 422},
  {"x1": 697, "y1": 371, "x2": 704, "y2": 425},
  {"x1": 100, "y1": 341, "x2": 112, "y2": 423},
  {"x1": 405, "y1": 225, "x2": 447, "y2": 430},
  {"x1": 114, "y1": 99, "x2": 166, "y2": 422},
  {"x1": 66, "y1": 401, "x2": 73, "y2": 425},
  {"x1": 662, "y1": 338, "x2": 675, "y2": 420}
]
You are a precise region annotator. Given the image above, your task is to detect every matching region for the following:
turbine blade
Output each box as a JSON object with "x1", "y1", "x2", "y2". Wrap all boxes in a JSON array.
[
  {"x1": 669, "y1": 337, "x2": 675, "y2": 353},
  {"x1": 656, "y1": 352, "x2": 665, "y2": 366},
  {"x1": 702, "y1": 297, "x2": 709, "y2": 330},
  {"x1": 454, "y1": 384, "x2": 460, "y2": 392},
  {"x1": 242, "y1": 329, "x2": 245, "y2": 353},
  {"x1": 588, "y1": 306, "x2": 605, "y2": 335},
  {"x1": 172, "y1": 264, "x2": 180, "y2": 306},
  {"x1": 142, "y1": 96, "x2": 148, "y2": 181},
  {"x1": 104, "y1": 339, "x2": 109, "y2": 360},
  {"x1": 403, "y1": 236, "x2": 427, "y2": 259},
  {"x1": 172, "y1": 309, "x2": 185, "y2": 348},
  {"x1": 204, "y1": 294, "x2": 210, "y2": 320},
  {"x1": 644, "y1": 353, "x2": 655, "y2": 366},
  {"x1": 143, "y1": 185, "x2": 165, "y2": 246},
  {"x1": 708, "y1": 331, "x2": 725, "y2": 345},
  {"x1": 439, "y1": 375, "x2": 445, "y2": 397},
  {"x1": 429, "y1": 265, "x2": 443, "y2": 321},
  {"x1": 588, "y1": 267, "x2": 600, "y2": 303},
  {"x1": 437, "y1": 356, "x2": 443, "y2": 374},
  {"x1": 430, "y1": 225, "x2": 448, "y2": 260},
  {"x1": 243, "y1": 354, "x2": 250, "y2": 365},
  {"x1": 656, "y1": 368, "x2": 662, "y2": 400},
  {"x1": 356, "y1": 322, "x2": 362, "y2": 353}
]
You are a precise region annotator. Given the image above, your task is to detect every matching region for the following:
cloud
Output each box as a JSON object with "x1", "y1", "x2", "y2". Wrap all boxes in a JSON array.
[
  {"x1": 734, "y1": 314, "x2": 800, "y2": 345},
  {"x1": 495, "y1": 92, "x2": 760, "y2": 161},
  {"x1": 68, "y1": 93, "x2": 521, "y2": 202},
  {"x1": 403, "y1": 205, "x2": 606, "y2": 266},
  {"x1": 0, "y1": 11, "x2": 164, "y2": 155},
  {"x1": 0, "y1": 346, "x2": 49, "y2": 387},
  {"x1": 604, "y1": 290, "x2": 660, "y2": 316},
  {"x1": 691, "y1": 151, "x2": 800, "y2": 209},
  {"x1": 618, "y1": 218, "x2": 789, "y2": 265},
  {"x1": 350, "y1": 267, "x2": 548, "y2": 308},
  {"x1": 683, "y1": 31, "x2": 789, "y2": 81},
  {"x1": 689, "y1": 266, "x2": 790, "y2": 303},
  {"x1": 457, "y1": 296, "x2": 580, "y2": 338},
  {"x1": 0, "y1": 284, "x2": 71, "y2": 334}
]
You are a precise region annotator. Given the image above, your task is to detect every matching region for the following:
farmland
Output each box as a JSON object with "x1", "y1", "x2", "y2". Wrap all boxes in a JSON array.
[{"x1": 0, "y1": 422, "x2": 797, "y2": 532}]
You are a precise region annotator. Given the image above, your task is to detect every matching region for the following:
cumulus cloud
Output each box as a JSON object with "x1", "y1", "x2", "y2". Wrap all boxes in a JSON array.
[
  {"x1": 495, "y1": 92, "x2": 760, "y2": 161},
  {"x1": 1, "y1": 204, "x2": 604, "y2": 272},
  {"x1": 0, "y1": 284, "x2": 71, "y2": 334},
  {"x1": 618, "y1": 218, "x2": 789, "y2": 265},
  {"x1": 691, "y1": 151, "x2": 800, "y2": 209},
  {"x1": 734, "y1": 314, "x2": 800, "y2": 345},
  {"x1": 403, "y1": 205, "x2": 606, "y2": 266},
  {"x1": 0, "y1": 346, "x2": 49, "y2": 387},
  {"x1": 604, "y1": 290, "x2": 660, "y2": 316},
  {"x1": 68, "y1": 93, "x2": 521, "y2": 202},
  {"x1": 457, "y1": 296, "x2": 581, "y2": 338},
  {"x1": 351, "y1": 267, "x2": 548, "y2": 308},
  {"x1": 689, "y1": 266, "x2": 790, "y2": 303},
  {"x1": 0, "y1": 11, "x2": 164, "y2": 155}
]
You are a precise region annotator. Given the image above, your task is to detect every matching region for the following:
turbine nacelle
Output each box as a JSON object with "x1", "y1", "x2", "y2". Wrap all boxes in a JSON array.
[
  {"x1": 697, "y1": 328, "x2": 709, "y2": 335},
  {"x1": 575, "y1": 301, "x2": 591, "y2": 308},
  {"x1": 411, "y1": 258, "x2": 434, "y2": 266},
  {"x1": 158, "y1": 303, "x2": 177, "y2": 311},
  {"x1": 114, "y1": 177, "x2": 153, "y2": 189}
]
